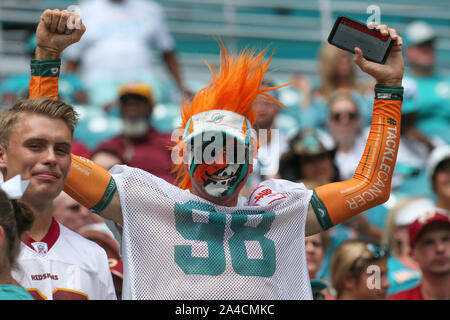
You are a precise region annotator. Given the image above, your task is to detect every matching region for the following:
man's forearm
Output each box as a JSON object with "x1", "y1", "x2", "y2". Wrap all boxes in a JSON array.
[
  {"x1": 35, "y1": 46, "x2": 61, "y2": 60},
  {"x1": 163, "y1": 51, "x2": 184, "y2": 92},
  {"x1": 311, "y1": 84, "x2": 403, "y2": 230}
]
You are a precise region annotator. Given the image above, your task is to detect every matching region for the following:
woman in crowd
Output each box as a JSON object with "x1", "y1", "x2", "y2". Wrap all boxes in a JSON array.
[
  {"x1": 291, "y1": 43, "x2": 372, "y2": 131},
  {"x1": 278, "y1": 128, "x2": 339, "y2": 185},
  {"x1": 0, "y1": 188, "x2": 34, "y2": 300},
  {"x1": 329, "y1": 240, "x2": 390, "y2": 300},
  {"x1": 317, "y1": 44, "x2": 368, "y2": 102},
  {"x1": 326, "y1": 90, "x2": 366, "y2": 181}
]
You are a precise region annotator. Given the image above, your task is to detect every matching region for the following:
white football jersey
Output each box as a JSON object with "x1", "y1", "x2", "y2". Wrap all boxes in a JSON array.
[
  {"x1": 13, "y1": 218, "x2": 117, "y2": 300},
  {"x1": 111, "y1": 165, "x2": 313, "y2": 300}
]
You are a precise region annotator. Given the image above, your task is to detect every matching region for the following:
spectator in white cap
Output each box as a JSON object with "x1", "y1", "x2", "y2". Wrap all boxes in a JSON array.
[
  {"x1": 382, "y1": 197, "x2": 435, "y2": 295},
  {"x1": 403, "y1": 21, "x2": 450, "y2": 144},
  {"x1": 427, "y1": 145, "x2": 450, "y2": 213},
  {"x1": 393, "y1": 78, "x2": 445, "y2": 197},
  {"x1": 63, "y1": 0, "x2": 192, "y2": 108},
  {"x1": 404, "y1": 21, "x2": 437, "y2": 77}
]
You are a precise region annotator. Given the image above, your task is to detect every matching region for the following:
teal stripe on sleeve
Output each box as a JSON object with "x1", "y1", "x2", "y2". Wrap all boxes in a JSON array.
[
  {"x1": 310, "y1": 190, "x2": 334, "y2": 231},
  {"x1": 30, "y1": 59, "x2": 61, "y2": 77},
  {"x1": 374, "y1": 85, "x2": 404, "y2": 101},
  {"x1": 90, "y1": 177, "x2": 117, "y2": 214}
]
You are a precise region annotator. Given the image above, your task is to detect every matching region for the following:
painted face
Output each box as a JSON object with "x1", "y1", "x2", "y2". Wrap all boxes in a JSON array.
[{"x1": 187, "y1": 133, "x2": 251, "y2": 198}]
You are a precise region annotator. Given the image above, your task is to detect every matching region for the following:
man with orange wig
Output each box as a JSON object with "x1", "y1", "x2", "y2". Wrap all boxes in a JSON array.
[{"x1": 30, "y1": 10, "x2": 404, "y2": 300}]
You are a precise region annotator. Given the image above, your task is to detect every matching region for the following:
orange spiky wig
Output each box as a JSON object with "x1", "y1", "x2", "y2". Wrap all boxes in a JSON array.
[{"x1": 173, "y1": 43, "x2": 286, "y2": 190}]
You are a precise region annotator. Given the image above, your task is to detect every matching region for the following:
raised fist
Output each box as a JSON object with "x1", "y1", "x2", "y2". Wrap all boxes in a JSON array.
[{"x1": 36, "y1": 9, "x2": 86, "y2": 59}]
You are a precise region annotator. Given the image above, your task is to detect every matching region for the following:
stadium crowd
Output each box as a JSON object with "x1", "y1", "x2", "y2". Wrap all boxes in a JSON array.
[{"x1": 0, "y1": 0, "x2": 449, "y2": 300}]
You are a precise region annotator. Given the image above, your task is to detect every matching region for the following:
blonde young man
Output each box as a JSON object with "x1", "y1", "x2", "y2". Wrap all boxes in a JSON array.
[
  {"x1": 0, "y1": 13, "x2": 116, "y2": 299},
  {"x1": 34, "y1": 9, "x2": 404, "y2": 300}
]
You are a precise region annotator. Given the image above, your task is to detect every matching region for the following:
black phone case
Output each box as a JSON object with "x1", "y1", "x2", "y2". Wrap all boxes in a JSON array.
[{"x1": 327, "y1": 15, "x2": 394, "y2": 64}]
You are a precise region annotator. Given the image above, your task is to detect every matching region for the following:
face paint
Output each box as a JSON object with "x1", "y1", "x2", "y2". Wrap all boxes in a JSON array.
[
  {"x1": 193, "y1": 163, "x2": 247, "y2": 197},
  {"x1": 188, "y1": 133, "x2": 251, "y2": 198}
]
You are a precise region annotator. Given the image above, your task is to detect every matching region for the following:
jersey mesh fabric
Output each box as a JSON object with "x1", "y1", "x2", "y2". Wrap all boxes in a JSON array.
[{"x1": 111, "y1": 165, "x2": 313, "y2": 300}]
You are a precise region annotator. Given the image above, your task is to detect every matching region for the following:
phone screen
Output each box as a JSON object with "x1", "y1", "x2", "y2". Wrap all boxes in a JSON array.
[{"x1": 328, "y1": 16, "x2": 393, "y2": 63}]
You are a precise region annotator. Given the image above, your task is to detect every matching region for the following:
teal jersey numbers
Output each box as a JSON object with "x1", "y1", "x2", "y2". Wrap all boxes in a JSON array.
[
  {"x1": 174, "y1": 201, "x2": 227, "y2": 275},
  {"x1": 229, "y1": 210, "x2": 276, "y2": 277},
  {"x1": 174, "y1": 200, "x2": 276, "y2": 277}
]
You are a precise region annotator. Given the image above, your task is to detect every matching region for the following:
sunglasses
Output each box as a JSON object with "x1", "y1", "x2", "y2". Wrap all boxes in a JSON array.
[
  {"x1": 350, "y1": 243, "x2": 390, "y2": 275},
  {"x1": 366, "y1": 243, "x2": 390, "y2": 259},
  {"x1": 330, "y1": 111, "x2": 359, "y2": 122},
  {"x1": 299, "y1": 152, "x2": 331, "y2": 163}
]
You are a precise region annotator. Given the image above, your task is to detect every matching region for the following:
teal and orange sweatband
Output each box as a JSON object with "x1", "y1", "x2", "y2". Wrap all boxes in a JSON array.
[{"x1": 29, "y1": 59, "x2": 60, "y2": 99}]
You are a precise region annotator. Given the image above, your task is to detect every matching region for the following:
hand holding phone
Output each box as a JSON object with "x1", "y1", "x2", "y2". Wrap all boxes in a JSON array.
[
  {"x1": 329, "y1": 16, "x2": 404, "y2": 86},
  {"x1": 328, "y1": 16, "x2": 393, "y2": 64}
]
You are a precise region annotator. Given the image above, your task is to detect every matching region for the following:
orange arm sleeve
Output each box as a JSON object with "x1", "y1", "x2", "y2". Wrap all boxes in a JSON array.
[
  {"x1": 310, "y1": 85, "x2": 403, "y2": 230},
  {"x1": 64, "y1": 155, "x2": 117, "y2": 214},
  {"x1": 29, "y1": 59, "x2": 60, "y2": 99}
]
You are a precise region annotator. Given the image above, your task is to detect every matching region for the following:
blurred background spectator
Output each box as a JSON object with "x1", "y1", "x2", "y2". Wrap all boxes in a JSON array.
[
  {"x1": 93, "y1": 82, "x2": 176, "y2": 183},
  {"x1": 427, "y1": 145, "x2": 450, "y2": 213},
  {"x1": 403, "y1": 21, "x2": 450, "y2": 145},
  {"x1": 329, "y1": 240, "x2": 390, "y2": 300},
  {"x1": 306, "y1": 230, "x2": 328, "y2": 282},
  {"x1": 393, "y1": 78, "x2": 446, "y2": 198},
  {"x1": 326, "y1": 89, "x2": 366, "y2": 181},
  {"x1": 71, "y1": 140, "x2": 92, "y2": 159},
  {"x1": 63, "y1": 0, "x2": 190, "y2": 109},
  {"x1": 0, "y1": 35, "x2": 88, "y2": 107},
  {"x1": 290, "y1": 43, "x2": 373, "y2": 133},
  {"x1": 389, "y1": 210, "x2": 450, "y2": 300},
  {"x1": 305, "y1": 218, "x2": 333, "y2": 300},
  {"x1": 53, "y1": 191, "x2": 104, "y2": 233},
  {"x1": 381, "y1": 197, "x2": 434, "y2": 295},
  {"x1": 278, "y1": 128, "x2": 339, "y2": 185},
  {"x1": 91, "y1": 149, "x2": 123, "y2": 171}
]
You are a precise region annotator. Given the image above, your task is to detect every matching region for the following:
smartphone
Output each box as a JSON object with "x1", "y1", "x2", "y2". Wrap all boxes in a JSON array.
[{"x1": 328, "y1": 16, "x2": 393, "y2": 64}]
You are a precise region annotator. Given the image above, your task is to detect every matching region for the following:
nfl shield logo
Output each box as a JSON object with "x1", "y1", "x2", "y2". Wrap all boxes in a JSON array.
[{"x1": 31, "y1": 242, "x2": 48, "y2": 256}]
